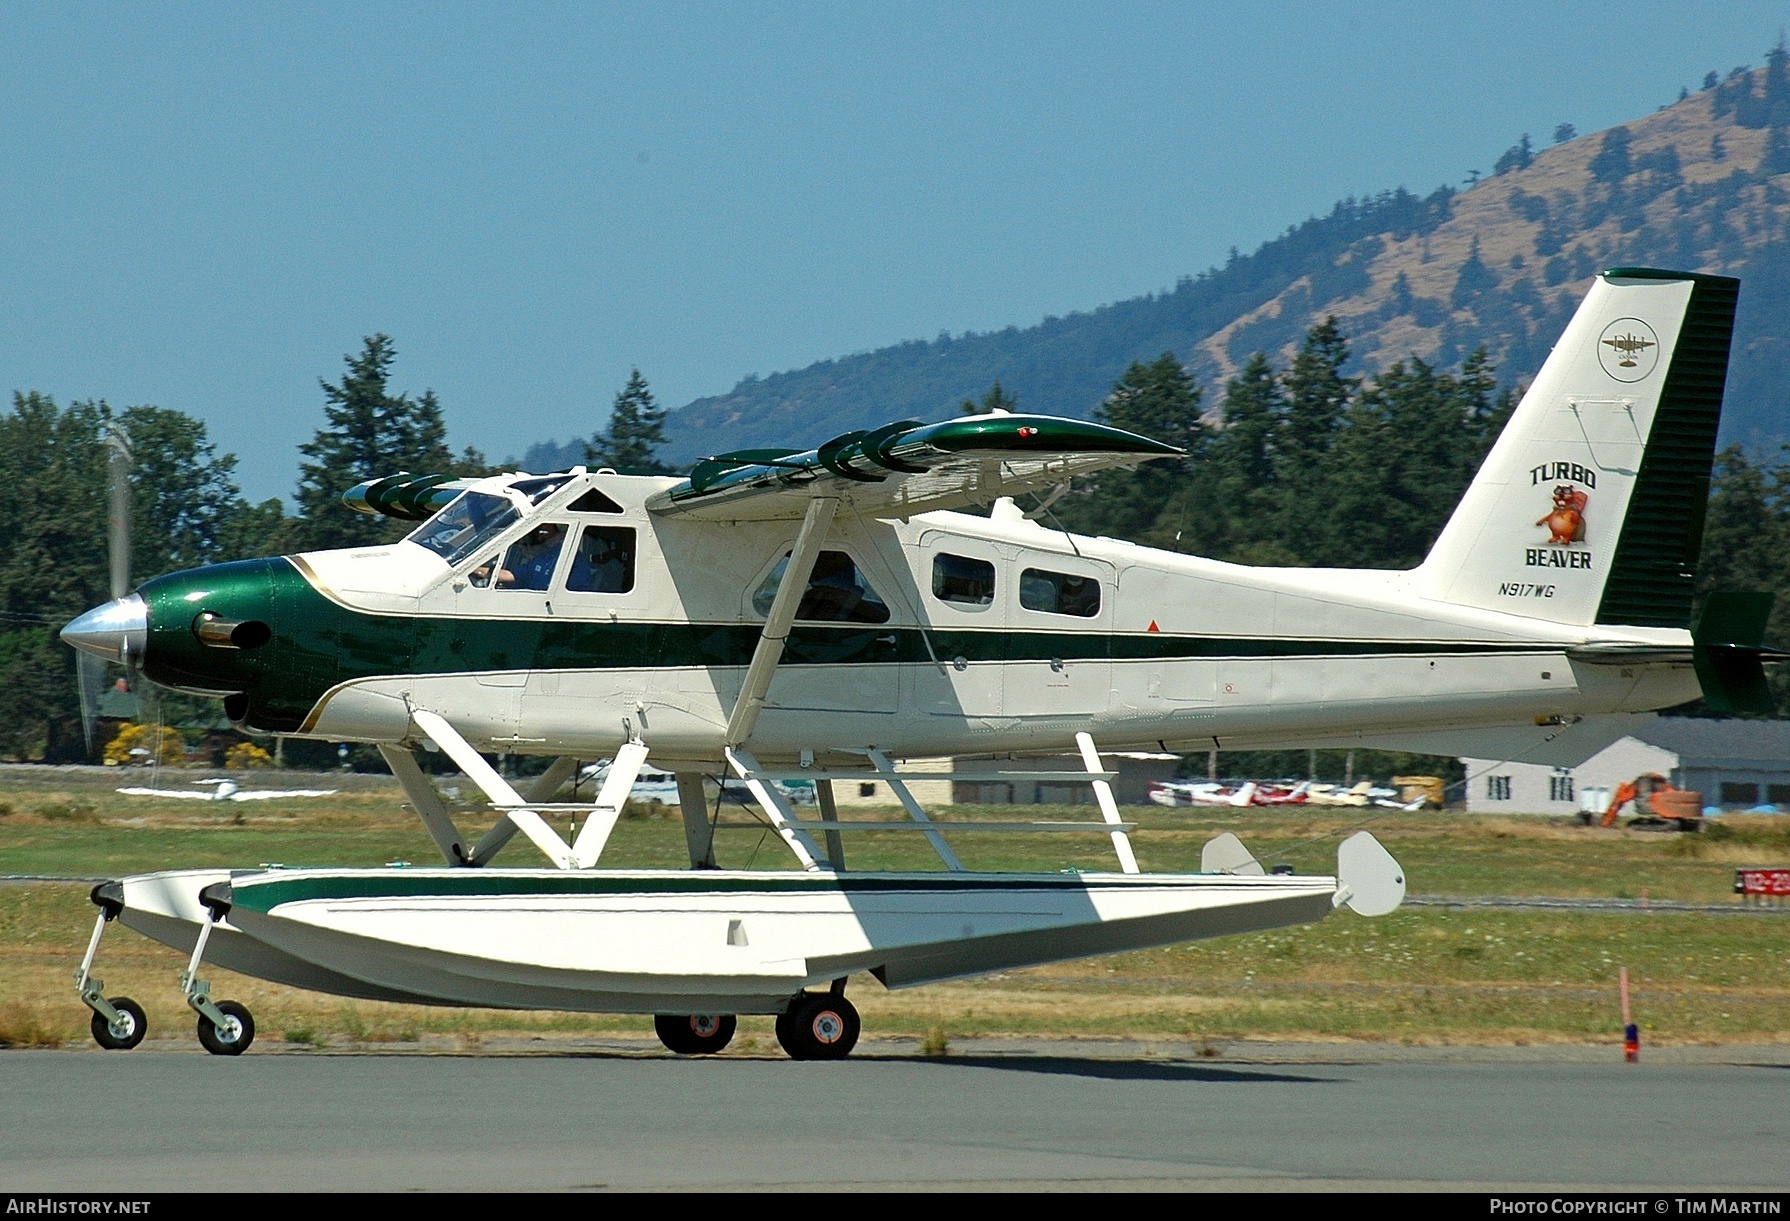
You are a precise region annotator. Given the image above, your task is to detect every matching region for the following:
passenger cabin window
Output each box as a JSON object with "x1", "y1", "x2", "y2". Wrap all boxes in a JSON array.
[
  {"x1": 565, "y1": 525, "x2": 636, "y2": 594},
  {"x1": 752, "y1": 550, "x2": 890, "y2": 623},
  {"x1": 567, "y1": 487, "x2": 624, "y2": 514},
  {"x1": 409, "y1": 492, "x2": 520, "y2": 565},
  {"x1": 471, "y1": 523, "x2": 567, "y2": 591},
  {"x1": 1020, "y1": 567, "x2": 1101, "y2": 617},
  {"x1": 932, "y1": 554, "x2": 995, "y2": 607}
]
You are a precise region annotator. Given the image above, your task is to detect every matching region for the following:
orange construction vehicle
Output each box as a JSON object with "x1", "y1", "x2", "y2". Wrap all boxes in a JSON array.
[{"x1": 1593, "y1": 773, "x2": 1704, "y2": 831}]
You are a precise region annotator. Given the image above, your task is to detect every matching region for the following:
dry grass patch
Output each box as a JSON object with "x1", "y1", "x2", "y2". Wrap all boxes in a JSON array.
[{"x1": 0, "y1": 1000, "x2": 76, "y2": 1048}]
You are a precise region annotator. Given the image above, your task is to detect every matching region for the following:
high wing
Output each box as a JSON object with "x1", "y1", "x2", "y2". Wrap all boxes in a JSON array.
[{"x1": 644, "y1": 412, "x2": 1182, "y2": 521}]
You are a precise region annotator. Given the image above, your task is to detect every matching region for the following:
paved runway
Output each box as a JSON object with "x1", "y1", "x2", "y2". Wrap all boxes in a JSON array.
[{"x1": 3, "y1": 1050, "x2": 1787, "y2": 1191}]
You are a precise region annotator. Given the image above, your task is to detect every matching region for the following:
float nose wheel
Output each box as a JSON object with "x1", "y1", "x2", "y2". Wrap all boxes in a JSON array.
[
  {"x1": 90, "y1": 997, "x2": 147, "y2": 1051},
  {"x1": 654, "y1": 1013, "x2": 738, "y2": 1055},
  {"x1": 775, "y1": 992, "x2": 860, "y2": 1060},
  {"x1": 179, "y1": 881, "x2": 256, "y2": 1055},
  {"x1": 196, "y1": 1001, "x2": 256, "y2": 1056}
]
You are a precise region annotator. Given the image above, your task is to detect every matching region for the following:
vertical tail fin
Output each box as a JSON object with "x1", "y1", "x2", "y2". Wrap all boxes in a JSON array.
[{"x1": 1417, "y1": 268, "x2": 1738, "y2": 628}]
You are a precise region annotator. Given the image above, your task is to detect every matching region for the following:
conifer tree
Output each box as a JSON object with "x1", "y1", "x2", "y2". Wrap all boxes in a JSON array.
[
  {"x1": 587, "y1": 369, "x2": 669, "y2": 472},
  {"x1": 1060, "y1": 354, "x2": 1204, "y2": 544},
  {"x1": 1213, "y1": 353, "x2": 1280, "y2": 489},
  {"x1": 960, "y1": 381, "x2": 1019, "y2": 414},
  {"x1": 294, "y1": 335, "x2": 456, "y2": 551},
  {"x1": 1205, "y1": 352, "x2": 1295, "y2": 563},
  {"x1": 1276, "y1": 318, "x2": 1353, "y2": 474},
  {"x1": 1451, "y1": 237, "x2": 1499, "y2": 308},
  {"x1": 1267, "y1": 319, "x2": 1357, "y2": 559},
  {"x1": 1588, "y1": 126, "x2": 1633, "y2": 183}
]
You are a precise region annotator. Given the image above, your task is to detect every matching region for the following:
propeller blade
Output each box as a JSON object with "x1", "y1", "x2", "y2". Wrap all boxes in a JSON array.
[{"x1": 76, "y1": 651, "x2": 107, "y2": 754}]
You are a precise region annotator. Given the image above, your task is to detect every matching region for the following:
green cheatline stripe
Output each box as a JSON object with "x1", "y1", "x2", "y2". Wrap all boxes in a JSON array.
[
  {"x1": 264, "y1": 556, "x2": 1553, "y2": 673},
  {"x1": 227, "y1": 869, "x2": 1265, "y2": 912}
]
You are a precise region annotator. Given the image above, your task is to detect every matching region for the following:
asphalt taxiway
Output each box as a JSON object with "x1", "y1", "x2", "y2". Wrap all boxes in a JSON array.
[{"x1": 3, "y1": 1047, "x2": 1787, "y2": 1191}]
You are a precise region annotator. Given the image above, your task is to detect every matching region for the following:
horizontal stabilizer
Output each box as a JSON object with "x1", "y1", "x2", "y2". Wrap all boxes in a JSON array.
[
  {"x1": 1693, "y1": 591, "x2": 1781, "y2": 714},
  {"x1": 648, "y1": 412, "x2": 1181, "y2": 521}
]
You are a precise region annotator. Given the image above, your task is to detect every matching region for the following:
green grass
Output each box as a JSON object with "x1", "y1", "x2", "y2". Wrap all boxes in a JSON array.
[{"x1": 2, "y1": 772, "x2": 1787, "y2": 1048}]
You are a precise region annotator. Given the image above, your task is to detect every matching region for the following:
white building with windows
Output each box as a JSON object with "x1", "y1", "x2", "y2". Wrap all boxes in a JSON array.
[{"x1": 1463, "y1": 716, "x2": 1790, "y2": 815}]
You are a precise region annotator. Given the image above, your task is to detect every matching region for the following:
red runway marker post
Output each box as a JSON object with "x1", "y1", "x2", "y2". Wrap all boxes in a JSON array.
[{"x1": 1620, "y1": 966, "x2": 1638, "y2": 1063}]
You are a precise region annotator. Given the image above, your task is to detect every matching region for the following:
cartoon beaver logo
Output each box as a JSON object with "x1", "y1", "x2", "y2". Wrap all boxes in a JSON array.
[{"x1": 1536, "y1": 484, "x2": 1588, "y2": 545}]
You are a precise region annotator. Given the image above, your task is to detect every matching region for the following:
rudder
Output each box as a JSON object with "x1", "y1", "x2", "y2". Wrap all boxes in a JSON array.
[{"x1": 1417, "y1": 268, "x2": 1738, "y2": 628}]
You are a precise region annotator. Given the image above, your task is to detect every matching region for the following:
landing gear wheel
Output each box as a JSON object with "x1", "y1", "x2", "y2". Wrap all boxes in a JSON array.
[
  {"x1": 776, "y1": 994, "x2": 860, "y2": 1061},
  {"x1": 90, "y1": 997, "x2": 146, "y2": 1050},
  {"x1": 654, "y1": 1013, "x2": 737, "y2": 1055},
  {"x1": 196, "y1": 1000, "x2": 255, "y2": 1056}
]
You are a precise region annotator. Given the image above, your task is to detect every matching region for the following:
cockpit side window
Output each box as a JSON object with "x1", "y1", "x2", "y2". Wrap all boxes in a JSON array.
[
  {"x1": 407, "y1": 492, "x2": 520, "y2": 566},
  {"x1": 564, "y1": 525, "x2": 636, "y2": 593},
  {"x1": 752, "y1": 550, "x2": 891, "y2": 623},
  {"x1": 470, "y1": 523, "x2": 568, "y2": 591}
]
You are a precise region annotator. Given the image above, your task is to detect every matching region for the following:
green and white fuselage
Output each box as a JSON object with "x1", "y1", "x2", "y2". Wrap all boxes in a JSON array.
[{"x1": 132, "y1": 490, "x2": 1697, "y2": 768}]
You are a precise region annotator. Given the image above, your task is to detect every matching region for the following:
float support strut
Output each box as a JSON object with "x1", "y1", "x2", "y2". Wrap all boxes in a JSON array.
[
  {"x1": 866, "y1": 748, "x2": 963, "y2": 871},
  {"x1": 378, "y1": 743, "x2": 471, "y2": 866},
  {"x1": 726, "y1": 746, "x2": 825, "y2": 871},
  {"x1": 410, "y1": 709, "x2": 578, "y2": 869},
  {"x1": 1076, "y1": 732, "x2": 1139, "y2": 874},
  {"x1": 816, "y1": 778, "x2": 846, "y2": 870},
  {"x1": 468, "y1": 756, "x2": 579, "y2": 866},
  {"x1": 676, "y1": 773, "x2": 717, "y2": 868}
]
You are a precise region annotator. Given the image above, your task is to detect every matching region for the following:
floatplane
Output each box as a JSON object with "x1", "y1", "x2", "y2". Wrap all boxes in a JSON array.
[{"x1": 63, "y1": 268, "x2": 1769, "y2": 1058}]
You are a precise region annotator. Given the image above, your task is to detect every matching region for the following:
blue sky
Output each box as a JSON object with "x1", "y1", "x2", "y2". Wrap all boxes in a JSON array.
[{"x1": 3, "y1": 2, "x2": 1786, "y2": 501}]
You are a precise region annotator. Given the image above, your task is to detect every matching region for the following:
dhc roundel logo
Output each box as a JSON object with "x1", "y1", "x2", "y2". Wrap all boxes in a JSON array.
[{"x1": 1598, "y1": 317, "x2": 1659, "y2": 382}]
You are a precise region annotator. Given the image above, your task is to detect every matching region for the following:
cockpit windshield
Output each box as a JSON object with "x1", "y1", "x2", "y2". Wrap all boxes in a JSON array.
[{"x1": 406, "y1": 492, "x2": 521, "y2": 565}]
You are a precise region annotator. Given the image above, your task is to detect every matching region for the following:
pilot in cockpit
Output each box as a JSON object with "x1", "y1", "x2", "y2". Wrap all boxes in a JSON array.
[{"x1": 474, "y1": 523, "x2": 567, "y2": 590}]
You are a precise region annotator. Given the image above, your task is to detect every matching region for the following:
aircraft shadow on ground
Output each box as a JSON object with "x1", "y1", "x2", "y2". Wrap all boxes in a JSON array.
[{"x1": 902, "y1": 1055, "x2": 1330, "y2": 1084}]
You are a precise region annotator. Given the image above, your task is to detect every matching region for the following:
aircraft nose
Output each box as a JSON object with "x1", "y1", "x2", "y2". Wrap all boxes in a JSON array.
[{"x1": 61, "y1": 594, "x2": 148, "y2": 665}]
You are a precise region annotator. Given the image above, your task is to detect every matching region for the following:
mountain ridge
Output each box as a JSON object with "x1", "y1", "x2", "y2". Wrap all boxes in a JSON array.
[{"x1": 526, "y1": 59, "x2": 1790, "y2": 472}]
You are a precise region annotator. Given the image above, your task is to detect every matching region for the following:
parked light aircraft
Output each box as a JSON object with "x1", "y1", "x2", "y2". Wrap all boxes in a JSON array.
[{"x1": 61, "y1": 267, "x2": 1772, "y2": 1058}]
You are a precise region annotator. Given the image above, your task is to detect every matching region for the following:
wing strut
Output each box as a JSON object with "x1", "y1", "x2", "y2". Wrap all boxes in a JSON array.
[{"x1": 725, "y1": 495, "x2": 838, "y2": 748}]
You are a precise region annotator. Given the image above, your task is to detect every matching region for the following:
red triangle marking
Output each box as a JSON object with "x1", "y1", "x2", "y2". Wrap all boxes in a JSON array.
[{"x1": 1147, "y1": 620, "x2": 1160, "y2": 633}]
